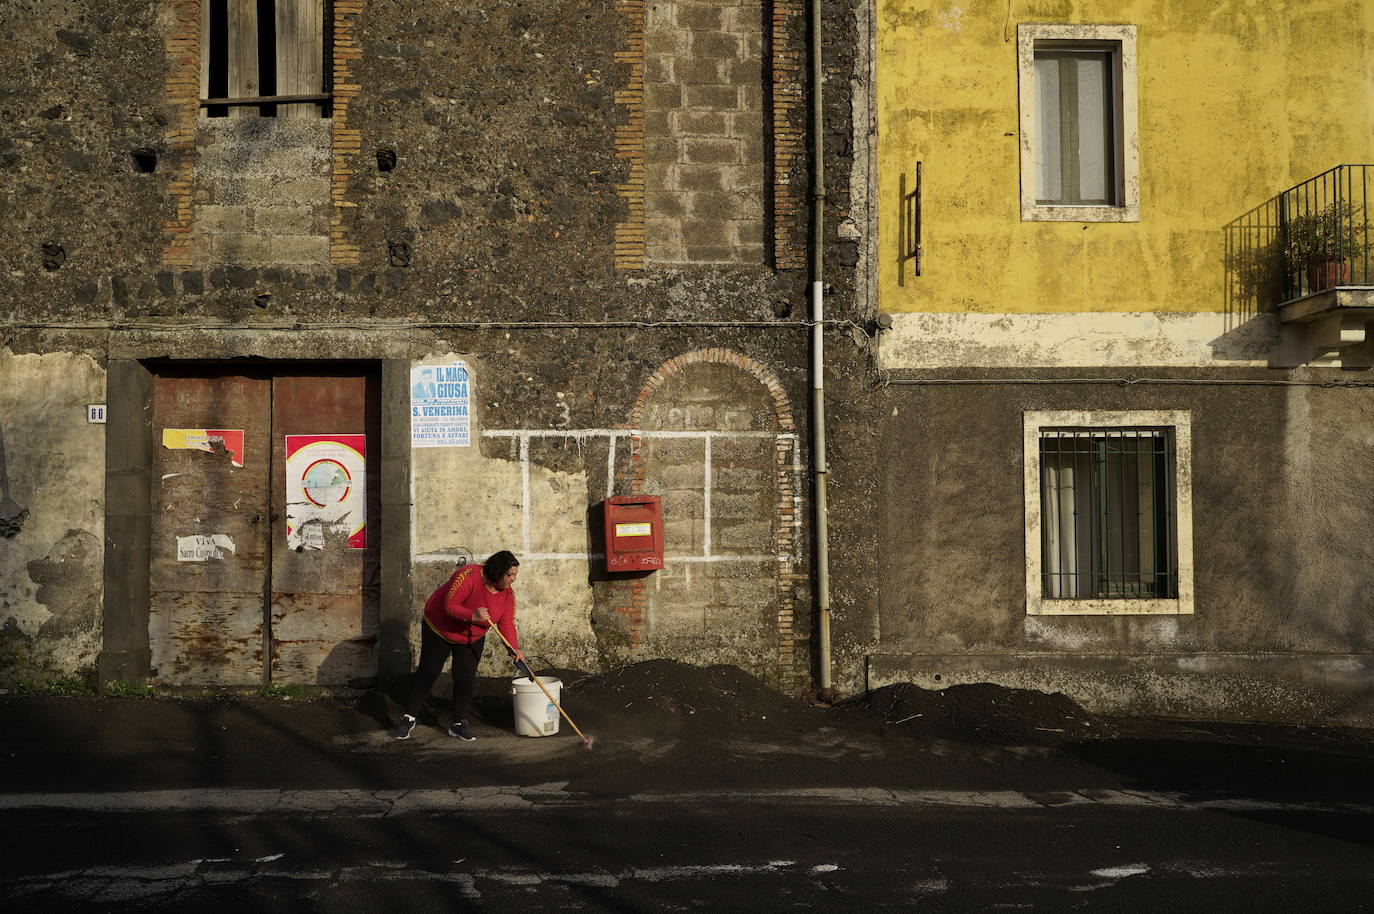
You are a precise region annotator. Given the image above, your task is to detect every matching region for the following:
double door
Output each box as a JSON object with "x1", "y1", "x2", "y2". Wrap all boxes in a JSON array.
[{"x1": 148, "y1": 366, "x2": 380, "y2": 685}]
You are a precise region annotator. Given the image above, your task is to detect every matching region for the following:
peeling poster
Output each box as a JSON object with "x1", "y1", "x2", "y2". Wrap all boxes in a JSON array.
[
  {"x1": 285, "y1": 434, "x2": 366, "y2": 550},
  {"x1": 162, "y1": 429, "x2": 246, "y2": 467},
  {"x1": 410, "y1": 362, "x2": 471, "y2": 448},
  {"x1": 176, "y1": 534, "x2": 236, "y2": 562}
]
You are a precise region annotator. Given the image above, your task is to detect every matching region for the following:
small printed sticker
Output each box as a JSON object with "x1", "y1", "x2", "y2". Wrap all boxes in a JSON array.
[
  {"x1": 614, "y1": 522, "x2": 652, "y2": 537},
  {"x1": 87, "y1": 405, "x2": 107, "y2": 424}
]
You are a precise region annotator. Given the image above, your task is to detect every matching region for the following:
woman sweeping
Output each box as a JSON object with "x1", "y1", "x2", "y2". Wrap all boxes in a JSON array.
[{"x1": 392, "y1": 550, "x2": 528, "y2": 741}]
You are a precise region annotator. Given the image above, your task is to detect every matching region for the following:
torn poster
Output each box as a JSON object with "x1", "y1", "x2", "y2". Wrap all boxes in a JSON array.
[
  {"x1": 410, "y1": 361, "x2": 471, "y2": 448},
  {"x1": 162, "y1": 429, "x2": 246, "y2": 467},
  {"x1": 176, "y1": 534, "x2": 236, "y2": 562},
  {"x1": 284, "y1": 434, "x2": 366, "y2": 550}
]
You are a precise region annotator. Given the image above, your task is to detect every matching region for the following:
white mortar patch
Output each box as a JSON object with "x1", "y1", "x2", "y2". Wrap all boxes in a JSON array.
[{"x1": 879, "y1": 311, "x2": 1278, "y2": 368}]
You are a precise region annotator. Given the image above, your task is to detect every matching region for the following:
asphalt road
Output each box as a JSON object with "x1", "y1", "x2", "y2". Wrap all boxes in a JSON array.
[
  {"x1": 3, "y1": 688, "x2": 1374, "y2": 911},
  {"x1": 4, "y1": 788, "x2": 1374, "y2": 911}
]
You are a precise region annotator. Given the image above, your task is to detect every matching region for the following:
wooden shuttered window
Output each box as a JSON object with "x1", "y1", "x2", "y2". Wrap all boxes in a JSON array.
[{"x1": 202, "y1": 0, "x2": 329, "y2": 118}]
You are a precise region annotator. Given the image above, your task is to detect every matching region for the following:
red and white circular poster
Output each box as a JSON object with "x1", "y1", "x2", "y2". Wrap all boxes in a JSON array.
[{"x1": 284, "y1": 434, "x2": 367, "y2": 550}]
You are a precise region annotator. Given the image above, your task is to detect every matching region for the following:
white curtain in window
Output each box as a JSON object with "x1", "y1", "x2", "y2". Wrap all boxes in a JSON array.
[
  {"x1": 1041, "y1": 442, "x2": 1092, "y2": 599},
  {"x1": 1034, "y1": 56, "x2": 1062, "y2": 203},
  {"x1": 1074, "y1": 53, "x2": 1110, "y2": 204}
]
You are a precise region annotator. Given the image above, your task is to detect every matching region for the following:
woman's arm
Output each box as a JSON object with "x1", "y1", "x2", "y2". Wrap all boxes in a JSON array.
[
  {"x1": 496, "y1": 597, "x2": 522, "y2": 658},
  {"x1": 442, "y1": 567, "x2": 481, "y2": 621}
]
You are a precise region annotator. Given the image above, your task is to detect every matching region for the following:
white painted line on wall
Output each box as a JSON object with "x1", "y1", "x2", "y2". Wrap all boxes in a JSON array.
[
  {"x1": 415, "y1": 552, "x2": 776, "y2": 564},
  {"x1": 469, "y1": 427, "x2": 805, "y2": 569},
  {"x1": 520, "y1": 433, "x2": 531, "y2": 556},
  {"x1": 606, "y1": 433, "x2": 616, "y2": 500},
  {"x1": 484, "y1": 428, "x2": 799, "y2": 441},
  {"x1": 703, "y1": 434, "x2": 712, "y2": 559}
]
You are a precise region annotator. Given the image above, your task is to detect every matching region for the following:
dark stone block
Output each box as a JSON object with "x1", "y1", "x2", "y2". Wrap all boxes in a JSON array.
[
  {"x1": 421, "y1": 199, "x2": 461, "y2": 223},
  {"x1": 227, "y1": 267, "x2": 256, "y2": 289},
  {"x1": 388, "y1": 242, "x2": 411, "y2": 268},
  {"x1": 111, "y1": 275, "x2": 129, "y2": 306},
  {"x1": 55, "y1": 29, "x2": 93, "y2": 54},
  {"x1": 336, "y1": 270, "x2": 353, "y2": 292},
  {"x1": 74, "y1": 282, "x2": 99, "y2": 306},
  {"x1": 208, "y1": 267, "x2": 228, "y2": 289},
  {"x1": 181, "y1": 271, "x2": 203, "y2": 294},
  {"x1": 357, "y1": 273, "x2": 377, "y2": 294},
  {"x1": 39, "y1": 104, "x2": 64, "y2": 119},
  {"x1": 374, "y1": 41, "x2": 420, "y2": 59},
  {"x1": 263, "y1": 268, "x2": 284, "y2": 284},
  {"x1": 156, "y1": 272, "x2": 175, "y2": 297},
  {"x1": 61, "y1": 149, "x2": 93, "y2": 172}
]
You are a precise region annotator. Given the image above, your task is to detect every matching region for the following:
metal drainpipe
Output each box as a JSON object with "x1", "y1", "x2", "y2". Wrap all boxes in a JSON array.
[{"x1": 809, "y1": 0, "x2": 833, "y2": 698}]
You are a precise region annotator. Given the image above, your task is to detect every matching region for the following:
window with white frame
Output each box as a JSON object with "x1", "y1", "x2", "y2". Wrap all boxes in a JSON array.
[
  {"x1": 1024, "y1": 411, "x2": 1193, "y2": 615},
  {"x1": 202, "y1": 0, "x2": 329, "y2": 119},
  {"x1": 1017, "y1": 24, "x2": 1138, "y2": 222}
]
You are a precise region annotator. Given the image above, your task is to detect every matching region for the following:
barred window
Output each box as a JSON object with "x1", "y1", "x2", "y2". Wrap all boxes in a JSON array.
[
  {"x1": 1024, "y1": 411, "x2": 1193, "y2": 616},
  {"x1": 1039, "y1": 428, "x2": 1175, "y2": 599}
]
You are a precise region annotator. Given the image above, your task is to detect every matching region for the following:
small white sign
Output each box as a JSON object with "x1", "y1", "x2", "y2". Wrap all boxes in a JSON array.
[
  {"x1": 176, "y1": 534, "x2": 235, "y2": 562},
  {"x1": 87, "y1": 405, "x2": 107, "y2": 424}
]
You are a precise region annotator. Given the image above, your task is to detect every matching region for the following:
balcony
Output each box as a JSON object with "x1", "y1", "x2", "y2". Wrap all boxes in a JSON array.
[{"x1": 1225, "y1": 165, "x2": 1374, "y2": 364}]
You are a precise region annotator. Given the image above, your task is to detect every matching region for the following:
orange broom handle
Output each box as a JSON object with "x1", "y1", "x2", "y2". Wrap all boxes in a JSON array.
[{"x1": 483, "y1": 621, "x2": 591, "y2": 744}]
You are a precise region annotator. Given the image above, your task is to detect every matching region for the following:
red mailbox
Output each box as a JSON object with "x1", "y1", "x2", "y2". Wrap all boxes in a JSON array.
[{"x1": 603, "y1": 495, "x2": 664, "y2": 572}]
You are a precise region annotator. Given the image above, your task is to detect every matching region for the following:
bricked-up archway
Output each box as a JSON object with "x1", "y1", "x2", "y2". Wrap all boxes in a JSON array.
[{"x1": 608, "y1": 349, "x2": 804, "y2": 689}]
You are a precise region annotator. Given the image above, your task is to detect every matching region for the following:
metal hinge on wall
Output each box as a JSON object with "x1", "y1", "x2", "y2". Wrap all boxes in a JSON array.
[{"x1": 898, "y1": 162, "x2": 922, "y2": 285}]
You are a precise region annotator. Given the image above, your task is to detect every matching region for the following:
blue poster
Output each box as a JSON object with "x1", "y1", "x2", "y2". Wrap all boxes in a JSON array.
[{"x1": 410, "y1": 362, "x2": 472, "y2": 448}]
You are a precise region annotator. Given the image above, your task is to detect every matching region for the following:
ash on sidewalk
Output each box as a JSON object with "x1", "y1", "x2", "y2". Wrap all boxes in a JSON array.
[{"x1": 3, "y1": 660, "x2": 1374, "y2": 803}]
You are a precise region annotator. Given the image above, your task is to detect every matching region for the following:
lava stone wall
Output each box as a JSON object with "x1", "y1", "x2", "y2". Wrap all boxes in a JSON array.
[{"x1": 0, "y1": 0, "x2": 874, "y2": 692}]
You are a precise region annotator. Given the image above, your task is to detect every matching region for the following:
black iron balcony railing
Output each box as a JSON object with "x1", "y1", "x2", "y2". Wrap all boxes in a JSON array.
[{"x1": 1225, "y1": 165, "x2": 1374, "y2": 314}]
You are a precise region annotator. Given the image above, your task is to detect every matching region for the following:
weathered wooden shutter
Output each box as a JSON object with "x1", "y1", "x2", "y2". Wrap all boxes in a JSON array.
[{"x1": 276, "y1": 0, "x2": 325, "y2": 118}]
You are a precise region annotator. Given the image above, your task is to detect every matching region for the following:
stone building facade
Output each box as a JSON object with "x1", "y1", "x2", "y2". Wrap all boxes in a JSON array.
[{"x1": 0, "y1": 0, "x2": 871, "y2": 693}]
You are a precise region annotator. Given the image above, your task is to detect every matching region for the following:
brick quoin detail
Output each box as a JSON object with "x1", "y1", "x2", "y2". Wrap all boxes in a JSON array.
[
  {"x1": 613, "y1": 0, "x2": 647, "y2": 270},
  {"x1": 160, "y1": 0, "x2": 202, "y2": 267},
  {"x1": 772, "y1": 0, "x2": 805, "y2": 271},
  {"x1": 622, "y1": 349, "x2": 805, "y2": 687},
  {"x1": 330, "y1": 1, "x2": 365, "y2": 265}
]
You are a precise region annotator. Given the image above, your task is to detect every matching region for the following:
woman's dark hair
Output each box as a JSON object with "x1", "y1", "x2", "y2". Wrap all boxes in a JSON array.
[{"x1": 483, "y1": 550, "x2": 520, "y2": 585}]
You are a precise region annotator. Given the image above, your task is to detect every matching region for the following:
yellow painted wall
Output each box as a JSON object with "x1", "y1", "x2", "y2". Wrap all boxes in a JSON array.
[{"x1": 878, "y1": 0, "x2": 1374, "y2": 315}]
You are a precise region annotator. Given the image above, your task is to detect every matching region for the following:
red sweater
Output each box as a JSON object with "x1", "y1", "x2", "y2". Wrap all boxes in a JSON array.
[{"x1": 423, "y1": 564, "x2": 518, "y2": 649}]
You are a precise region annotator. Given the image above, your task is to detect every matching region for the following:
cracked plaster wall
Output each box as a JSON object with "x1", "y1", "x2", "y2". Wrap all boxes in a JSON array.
[{"x1": 0, "y1": 349, "x2": 106, "y2": 683}]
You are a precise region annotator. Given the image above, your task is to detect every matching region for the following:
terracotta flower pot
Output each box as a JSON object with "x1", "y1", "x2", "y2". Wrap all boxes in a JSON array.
[{"x1": 1306, "y1": 258, "x2": 1351, "y2": 293}]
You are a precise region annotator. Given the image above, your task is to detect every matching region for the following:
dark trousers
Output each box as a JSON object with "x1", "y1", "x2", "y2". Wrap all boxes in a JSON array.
[{"x1": 405, "y1": 624, "x2": 485, "y2": 723}]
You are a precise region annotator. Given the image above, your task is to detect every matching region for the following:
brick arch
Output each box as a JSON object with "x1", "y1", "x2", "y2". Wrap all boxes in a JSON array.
[
  {"x1": 626, "y1": 348, "x2": 795, "y2": 433},
  {"x1": 610, "y1": 348, "x2": 805, "y2": 692}
]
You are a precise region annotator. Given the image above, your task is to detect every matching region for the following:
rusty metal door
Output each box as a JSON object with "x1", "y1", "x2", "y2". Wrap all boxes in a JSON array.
[
  {"x1": 150, "y1": 373, "x2": 272, "y2": 685},
  {"x1": 269, "y1": 373, "x2": 381, "y2": 685},
  {"x1": 149, "y1": 367, "x2": 380, "y2": 686}
]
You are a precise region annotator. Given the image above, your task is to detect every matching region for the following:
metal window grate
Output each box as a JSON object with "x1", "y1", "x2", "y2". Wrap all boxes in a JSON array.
[{"x1": 1039, "y1": 427, "x2": 1177, "y2": 600}]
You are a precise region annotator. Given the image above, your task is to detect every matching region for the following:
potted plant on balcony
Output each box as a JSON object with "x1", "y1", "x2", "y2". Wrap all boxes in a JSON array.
[{"x1": 1283, "y1": 200, "x2": 1366, "y2": 294}]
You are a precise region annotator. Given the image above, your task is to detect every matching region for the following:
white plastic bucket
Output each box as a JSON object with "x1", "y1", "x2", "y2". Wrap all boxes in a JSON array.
[{"x1": 511, "y1": 676, "x2": 562, "y2": 737}]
